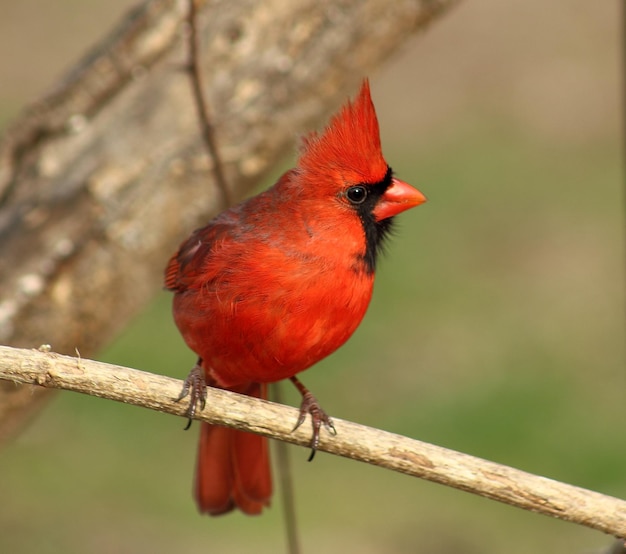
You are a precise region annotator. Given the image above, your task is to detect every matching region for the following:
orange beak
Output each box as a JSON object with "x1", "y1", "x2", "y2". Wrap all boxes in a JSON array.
[{"x1": 373, "y1": 177, "x2": 426, "y2": 221}]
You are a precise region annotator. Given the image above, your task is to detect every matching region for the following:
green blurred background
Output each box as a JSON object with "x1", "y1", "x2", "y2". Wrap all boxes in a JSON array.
[{"x1": 1, "y1": 1, "x2": 624, "y2": 553}]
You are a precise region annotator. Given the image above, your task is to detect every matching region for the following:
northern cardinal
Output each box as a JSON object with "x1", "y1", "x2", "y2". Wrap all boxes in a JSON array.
[{"x1": 165, "y1": 80, "x2": 426, "y2": 516}]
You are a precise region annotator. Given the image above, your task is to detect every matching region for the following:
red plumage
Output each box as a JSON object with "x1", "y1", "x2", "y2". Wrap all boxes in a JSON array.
[{"x1": 165, "y1": 80, "x2": 426, "y2": 515}]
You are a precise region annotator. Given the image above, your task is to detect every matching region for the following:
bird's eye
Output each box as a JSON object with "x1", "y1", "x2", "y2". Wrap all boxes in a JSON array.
[{"x1": 346, "y1": 186, "x2": 368, "y2": 205}]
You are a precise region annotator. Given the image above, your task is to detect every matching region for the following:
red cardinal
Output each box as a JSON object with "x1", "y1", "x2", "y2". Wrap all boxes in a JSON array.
[{"x1": 165, "y1": 80, "x2": 426, "y2": 516}]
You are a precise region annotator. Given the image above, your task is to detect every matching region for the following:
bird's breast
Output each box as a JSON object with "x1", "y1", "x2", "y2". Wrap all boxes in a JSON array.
[{"x1": 173, "y1": 241, "x2": 374, "y2": 387}]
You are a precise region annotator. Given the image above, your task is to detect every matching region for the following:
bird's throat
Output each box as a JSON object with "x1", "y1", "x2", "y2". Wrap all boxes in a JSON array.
[{"x1": 356, "y1": 214, "x2": 393, "y2": 274}]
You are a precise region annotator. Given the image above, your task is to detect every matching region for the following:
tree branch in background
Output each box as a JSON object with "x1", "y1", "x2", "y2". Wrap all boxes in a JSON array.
[
  {"x1": 0, "y1": 0, "x2": 460, "y2": 441},
  {"x1": 1, "y1": 344, "x2": 625, "y2": 540},
  {"x1": 186, "y1": 0, "x2": 231, "y2": 208}
]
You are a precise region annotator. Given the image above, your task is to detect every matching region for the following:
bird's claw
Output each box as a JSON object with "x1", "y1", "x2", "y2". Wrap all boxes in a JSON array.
[
  {"x1": 292, "y1": 391, "x2": 336, "y2": 461},
  {"x1": 175, "y1": 362, "x2": 207, "y2": 430}
]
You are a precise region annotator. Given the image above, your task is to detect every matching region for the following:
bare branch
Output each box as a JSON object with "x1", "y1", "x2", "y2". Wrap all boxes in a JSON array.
[
  {"x1": 186, "y1": 0, "x2": 231, "y2": 208},
  {"x1": 1, "y1": 344, "x2": 625, "y2": 539}
]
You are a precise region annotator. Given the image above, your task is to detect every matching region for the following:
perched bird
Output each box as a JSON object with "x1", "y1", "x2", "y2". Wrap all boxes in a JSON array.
[{"x1": 165, "y1": 80, "x2": 426, "y2": 515}]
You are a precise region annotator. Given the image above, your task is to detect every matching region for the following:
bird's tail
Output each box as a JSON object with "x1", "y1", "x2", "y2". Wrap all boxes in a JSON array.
[{"x1": 194, "y1": 382, "x2": 272, "y2": 515}]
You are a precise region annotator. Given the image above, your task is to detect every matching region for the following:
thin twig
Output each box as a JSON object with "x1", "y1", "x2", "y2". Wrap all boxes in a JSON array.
[
  {"x1": 187, "y1": 0, "x2": 231, "y2": 208},
  {"x1": 272, "y1": 383, "x2": 301, "y2": 554},
  {"x1": 1, "y1": 344, "x2": 625, "y2": 539}
]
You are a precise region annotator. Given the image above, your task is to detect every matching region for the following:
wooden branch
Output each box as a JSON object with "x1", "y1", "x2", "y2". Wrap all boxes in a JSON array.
[
  {"x1": 0, "y1": 0, "x2": 460, "y2": 441},
  {"x1": 1, "y1": 344, "x2": 625, "y2": 539}
]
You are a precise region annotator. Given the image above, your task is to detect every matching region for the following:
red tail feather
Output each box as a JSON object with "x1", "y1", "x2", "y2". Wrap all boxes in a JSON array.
[{"x1": 194, "y1": 383, "x2": 272, "y2": 516}]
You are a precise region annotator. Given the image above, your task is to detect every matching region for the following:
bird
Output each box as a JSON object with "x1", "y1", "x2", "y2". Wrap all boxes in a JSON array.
[{"x1": 164, "y1": 80, "x2": 426, "y2": 516}]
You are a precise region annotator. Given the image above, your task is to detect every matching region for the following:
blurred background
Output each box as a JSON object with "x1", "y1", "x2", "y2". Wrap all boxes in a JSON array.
[{"x1": 0, "y1": 1, "x2": 624, "y2": 553}]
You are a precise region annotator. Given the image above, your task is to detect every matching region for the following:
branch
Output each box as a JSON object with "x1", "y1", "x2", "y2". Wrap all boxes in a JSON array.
[
  {"x1": 186, "y1": 0, "x2": 231, "y2": 208},
  {"x1": 1, "y1": 344, "x2": 625, "y2": 539}
]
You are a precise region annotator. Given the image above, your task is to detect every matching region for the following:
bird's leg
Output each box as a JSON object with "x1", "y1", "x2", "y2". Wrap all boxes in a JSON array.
[
  {"x1": 290, "y1": 376, "x2": 336, "y2": 461},
  {"x1": 175, "y1": 357, "x2": 207, "y2": 430}
]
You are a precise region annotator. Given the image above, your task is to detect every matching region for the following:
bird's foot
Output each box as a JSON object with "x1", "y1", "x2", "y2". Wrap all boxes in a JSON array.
[
  {"x1": 175, "y1": 359, "x2": 207, "y2": 430},
  {"x1": 290, "y1": 376, "x2": 336, "y2": 461}
]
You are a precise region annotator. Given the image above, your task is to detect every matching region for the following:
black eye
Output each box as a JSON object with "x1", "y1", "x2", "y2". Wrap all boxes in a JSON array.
[{"x1": 346, "y1": 186, "x2": 368, "y2": 205}]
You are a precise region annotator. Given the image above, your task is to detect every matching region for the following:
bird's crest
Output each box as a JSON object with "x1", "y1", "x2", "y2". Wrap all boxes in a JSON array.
[{"x1": 297, "y1": 80, "x2": 389, "y2": 187}]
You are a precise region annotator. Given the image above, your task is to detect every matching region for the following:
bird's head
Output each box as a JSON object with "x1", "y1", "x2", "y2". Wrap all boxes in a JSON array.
[{"x1": 295, "y1": 80, "x2": 426, "y2": 272}]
